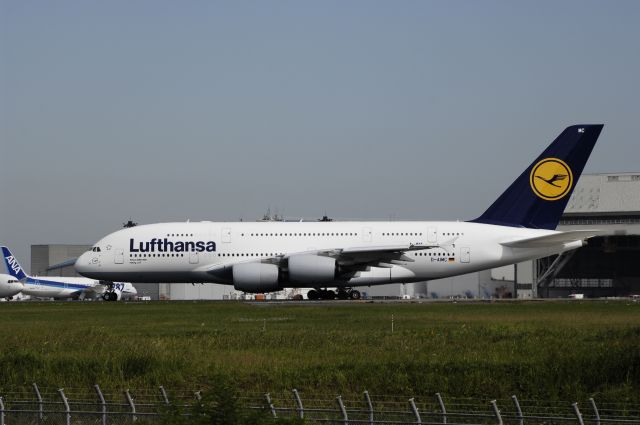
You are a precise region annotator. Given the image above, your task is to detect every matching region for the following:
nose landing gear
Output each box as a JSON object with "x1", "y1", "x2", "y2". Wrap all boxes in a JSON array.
[
  {"x1": 101, "y1": 282, "x2": 118, "y2": 302},
  {"x1": 102, "y1": 291, "x2": 118, "y2": 302}
]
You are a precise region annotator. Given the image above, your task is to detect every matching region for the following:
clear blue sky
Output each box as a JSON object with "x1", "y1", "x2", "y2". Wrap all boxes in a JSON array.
[{"x1": 2, "y1": 1, "x2": 639, "y2": 267}]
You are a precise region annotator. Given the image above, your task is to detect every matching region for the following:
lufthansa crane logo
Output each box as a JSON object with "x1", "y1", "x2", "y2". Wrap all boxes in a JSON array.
[{"x1": 529, "y1": 158, "x2": 573, "y2": 200}]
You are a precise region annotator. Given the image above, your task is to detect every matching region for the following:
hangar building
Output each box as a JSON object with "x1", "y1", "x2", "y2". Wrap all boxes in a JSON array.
[{"x1": 534, "y1": 172, "x2": 640, "y2": 298}]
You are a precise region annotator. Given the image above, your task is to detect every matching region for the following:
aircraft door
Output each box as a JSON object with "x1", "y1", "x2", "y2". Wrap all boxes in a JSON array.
[
  {"x1": 115, "y1": 249, "x2": 124, "y2": 264},
  {"x1": 189, "y1": 251, "x2": 199, "y2": 264},
  {"x1": 222, "y1": 228, "x2": 231, "y2": 243},
  {"x1": 460, "y1": 247, "x2": 470, "y2": 263},
  {"x1": 427, "y1": 228, "x2": 438, "y2": 244},
  {"x1": 362, "y1": 227, "x2": 372, "y2": 242}
]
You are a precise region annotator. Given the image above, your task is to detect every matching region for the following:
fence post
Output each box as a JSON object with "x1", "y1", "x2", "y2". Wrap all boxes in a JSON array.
[
  {"x1": 194, "y1": 391, "x2": 202, "y2": 401},
  {"x1": 0, "y1": 396, "x2": 5, "y2": 425},
  {"x1": 94, "y1": 385, "x2": 107, "y2": 425},
  {"x1": 409, "y1": 398, "x2": 422, "y2": 425},
  {"x1": 159, "y1": 386, "x2": 170, "y2": 406},
  {"x1": 265, "y1": 393, "x2": 277, "y2": 418},
  {"x1": 589, "y1": 398, "x2": 601, "y2": 425},
  {"x1": 292, "y1": 389, "x2": 304, "y2": 419},
  {"x1": 58, "y1": 389, "x2": 71, "y2": 425},
  {"x1": 336, "y1": 396, "x2": 349, "y2": 425},
  {"x1": 435, "y1": 393, "x2": 447, "y2": 424},
  {"x1": 511, "y1": 395, "x2": 523, "y2": 425},
  {"x1": 364, "y1": 391, "x2": 374, "y2": 425},
  {"x1": 33, "y1": 382, "x2": 44, "y2": 421},
  {"x1": 124, "y1": 390, "x2": 137, "y2": 422},
  {"x1": 490, "y1": 400, "x2": 503, "y2": 425},
  {"x1": 572, "y1": 403, "x2": 585, "y2": 425}
]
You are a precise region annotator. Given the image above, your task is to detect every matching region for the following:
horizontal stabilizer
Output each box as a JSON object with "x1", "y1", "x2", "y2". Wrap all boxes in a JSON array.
[{"x1": 500, "y1": 230, "x2": 602, "y2": 248}]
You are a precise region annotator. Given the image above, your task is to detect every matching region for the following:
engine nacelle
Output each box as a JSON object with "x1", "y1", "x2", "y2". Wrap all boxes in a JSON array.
[
  {"x1": 233, "y1": 263, "x2": 280, "y2": 293},
  {"x1": 288, "y1": 255, "x2": 337, "y2": 284}
]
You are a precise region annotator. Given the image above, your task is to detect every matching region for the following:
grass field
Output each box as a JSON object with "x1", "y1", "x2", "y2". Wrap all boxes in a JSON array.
[{"x1": 0, "y1": 300, "x2": 638, "y2": 406}]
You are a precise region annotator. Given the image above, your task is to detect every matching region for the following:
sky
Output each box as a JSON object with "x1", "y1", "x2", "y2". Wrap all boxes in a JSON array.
[{"x1": 2, "y1": 1, "x2": 640, "y2": 268}]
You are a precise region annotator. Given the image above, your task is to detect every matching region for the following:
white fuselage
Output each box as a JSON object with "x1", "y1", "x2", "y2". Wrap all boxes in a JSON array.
[
  {"x1": 21, "y1": 275, "x2": 100, "y2": 298},
  {"x1": 75, "y1": 221, "x2": 583, "y2": 288},
  {"x1": 21, "y1": 276, "x2": 137, "y2": 299},
  {"x1": 0, "y1": 274, "x2": 24, "y2": 298}
]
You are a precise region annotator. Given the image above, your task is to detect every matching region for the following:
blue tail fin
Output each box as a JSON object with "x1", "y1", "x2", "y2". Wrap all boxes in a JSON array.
[
  {"x1": 471, "y1": 124, "x2": 604, "y2": 230},
  {"x1": 1, "y1": 246, "x2": 28, "y2": 280}
]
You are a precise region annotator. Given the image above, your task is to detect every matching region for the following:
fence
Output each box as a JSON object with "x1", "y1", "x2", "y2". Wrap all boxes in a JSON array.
[{"x1": 0, "y1": 384, "x2": 639, "y2": 425}]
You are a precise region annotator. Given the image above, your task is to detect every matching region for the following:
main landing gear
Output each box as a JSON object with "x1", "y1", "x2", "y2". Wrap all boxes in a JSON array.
[{"x1": 307, "y1": 288, "x2": 361, "y2": 301}]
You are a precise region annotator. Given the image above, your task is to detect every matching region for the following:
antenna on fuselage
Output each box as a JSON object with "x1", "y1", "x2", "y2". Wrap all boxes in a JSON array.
[{"x1": 123, "y1": 219, "x2": 138, "y2": 228}]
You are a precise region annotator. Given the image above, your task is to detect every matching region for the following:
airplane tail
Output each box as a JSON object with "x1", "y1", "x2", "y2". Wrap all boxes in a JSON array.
[
  {"x1": 471, "y1": 124, "x2": 604, "y2": 230},
  {"x1": 1, "y1": 246, "x2": 28, "y2": 280}
]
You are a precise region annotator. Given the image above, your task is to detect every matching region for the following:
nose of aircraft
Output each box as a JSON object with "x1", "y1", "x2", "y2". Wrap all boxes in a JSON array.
[
  {"x1": 10, "y1": 280, "x2": 24, "y2": 292},
  {"x1": 75, "y1": 251, "x2": 98, "y2": 276}
]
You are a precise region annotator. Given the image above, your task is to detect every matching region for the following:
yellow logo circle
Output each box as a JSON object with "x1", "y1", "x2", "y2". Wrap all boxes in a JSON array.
[{"x1": 529, "y1": 158, "x2": 573, "y2": 200}]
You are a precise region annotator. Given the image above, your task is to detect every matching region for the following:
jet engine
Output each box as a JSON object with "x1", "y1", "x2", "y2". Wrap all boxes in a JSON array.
[
  {"x1": 288, "y1": 255, "x2": 337, "y2": 284},
  {"x1": 233, "y1": 263, "x2": 280, "y2": 293}
]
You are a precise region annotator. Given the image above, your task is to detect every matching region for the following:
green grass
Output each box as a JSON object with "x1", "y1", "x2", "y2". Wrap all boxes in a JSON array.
[{"x1": 0, "y1": 300, "x2": 638, "y2": 406}]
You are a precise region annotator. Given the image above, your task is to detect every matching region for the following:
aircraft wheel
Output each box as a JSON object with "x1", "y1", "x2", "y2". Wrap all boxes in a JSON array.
[
  {"x1": 321, "y1": 290, "x2": 336, "y2": 300},
  {"x1": 307, "y1": 290, "x2": 319, "y2": 300},
  {"x1": 349, "y1": 290, "x2": 361, "y2": 300},
  {"x1": 109, "y1": 292, "x2": 118, "y2": 302},
  {"x1": 337, "y1": 290, "x2": 349, "y2": 300}
]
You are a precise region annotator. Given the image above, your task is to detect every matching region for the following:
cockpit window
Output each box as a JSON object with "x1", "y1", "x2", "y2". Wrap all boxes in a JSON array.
[{"x1": 92, "y1": 247, "x2": 102, "y2": 252}]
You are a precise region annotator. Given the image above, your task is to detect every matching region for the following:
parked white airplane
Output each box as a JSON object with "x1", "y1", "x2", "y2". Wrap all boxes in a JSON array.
[
  {"x1": 2, "y1": 247, "x2": 137, "y2": 301},
  {"x1": 76, "y1": 125, "x2": 604, "y2": 300},
  {"x1": 0, "y1": 274, "x2": 24, "y2": 300}
]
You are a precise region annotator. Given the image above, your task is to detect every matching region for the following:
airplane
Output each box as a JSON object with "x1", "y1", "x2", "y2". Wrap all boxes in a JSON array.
[
  {"x1": 75, "y1": 124, "x2": 604, "y2": 300},
  {"x1": 2, "y1": 246, "x2": 137, "y2": 301},
  {"x1": 0, "y1": 274, "x2": 24, "y2": 300}
]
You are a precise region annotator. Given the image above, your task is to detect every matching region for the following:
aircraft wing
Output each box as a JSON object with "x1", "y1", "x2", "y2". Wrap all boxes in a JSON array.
[
  {"x1": 311, "y1": 244, "x2": 439, "y2": 266},
  {"x1": 206, "y1": 243, "x2": 444, "y2": 277},
  {"x1": 500, "y1": 230, "x2": 602, "y2": 248},
  {"x1": 340, "y1": 244, "x2": 436, "y2": 254}
]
